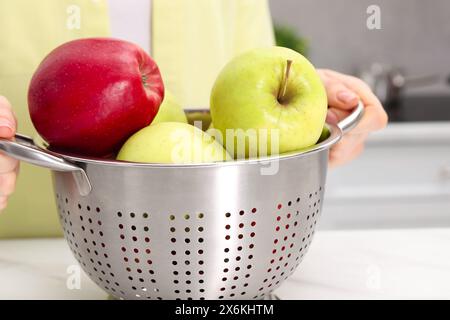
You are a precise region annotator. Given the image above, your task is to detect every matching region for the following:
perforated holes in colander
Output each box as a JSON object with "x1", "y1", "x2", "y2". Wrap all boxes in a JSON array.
[
  {"x1": 117, "y1": 211, "x2": 161, "y2": 299},
  {"x1": 56, "y1": 196, "x2": 120, "y2": 295},
  {"x1": 170, "y1": 212, "x2": 206, "y2": 300},
  {"x1": 254, "y1": 187, "x2": 323, "y2": 299},
  {"x1": 291, "y1": 187, "x2": 323, "y2": 274},
  {"x1": 218, "y1": 208, "x2": 257, "y2": 299},
  {"x1": 57, "y1": 194, "x2": 80, "y2": 263}
]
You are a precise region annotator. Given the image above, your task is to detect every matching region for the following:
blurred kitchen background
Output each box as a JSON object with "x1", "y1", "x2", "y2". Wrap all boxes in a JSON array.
[{"x1": 270, "y1": 0, "x2": 450, "y2": 229}]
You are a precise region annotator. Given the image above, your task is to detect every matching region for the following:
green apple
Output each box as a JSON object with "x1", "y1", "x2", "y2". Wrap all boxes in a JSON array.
[
  {"x1": 152, "y1": 91, "x2": 187, "y2": 124},
  {"x1": 117, "y1": 122, "x2": 231, "y2": 164},
  {"x1": 210, "y1": 46, "x2": 327, "y2": 159}
]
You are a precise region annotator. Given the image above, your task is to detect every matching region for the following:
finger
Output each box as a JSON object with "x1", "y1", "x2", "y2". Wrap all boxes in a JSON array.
[
  {"x1": 0, "y1": 170, "x2": 17, "y2": 197},
  {"x1": 329, "y1": 142, "x2": 365, "y2": 168},
  {"x1": 327, "y1": 72, "x2": 388, "y2": 133},
  {"x1": 326, "y1": 109, "x2": 339, "y2": 124},
  {"x1": 321, "y1": 76, "x2": 359, "y2": 110},
  {"x1": 0, "y1": 153, "x2": 19, "y2": 174},
  {"x1": 326, "y1": 107, "x2": 350, "y2": 125},
  {"x1": 0, "y1": 96, "x2": 17, "y2": 138}
]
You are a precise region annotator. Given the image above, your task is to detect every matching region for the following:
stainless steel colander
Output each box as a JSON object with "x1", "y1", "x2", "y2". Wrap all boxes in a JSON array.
[{"x1": 0, "y1": 103, "x2": 363, "y2": 300}]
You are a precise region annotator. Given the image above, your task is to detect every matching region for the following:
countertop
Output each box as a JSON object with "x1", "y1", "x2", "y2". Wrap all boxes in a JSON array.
[{"x1": 1, "y1": 228, "x2": 449, "y2": 300}]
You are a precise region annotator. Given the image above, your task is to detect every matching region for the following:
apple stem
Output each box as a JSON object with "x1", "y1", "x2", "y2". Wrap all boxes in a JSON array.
[{"x1": 277, "y1": 59, "x2": 293, "y2": 102}]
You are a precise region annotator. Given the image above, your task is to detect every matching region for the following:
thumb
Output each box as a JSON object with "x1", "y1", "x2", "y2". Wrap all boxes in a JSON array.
[
  {"x1": 0, "y1": 96, "x2": 17, "y2": 139},
  {"x1": 325, "y1": 82, "x2": 359, "y2": 110}
]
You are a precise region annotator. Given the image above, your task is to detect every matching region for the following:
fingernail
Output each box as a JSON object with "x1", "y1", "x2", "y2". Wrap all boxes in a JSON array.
[{"x1": 337, "y1": 91, "x2": 357, "y2": 103}]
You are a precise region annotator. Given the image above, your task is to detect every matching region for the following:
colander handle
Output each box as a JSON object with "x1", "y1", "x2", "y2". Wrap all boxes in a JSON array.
[
  {"x1": 0, "y1": 134, "x2": 91, "y2": 196},
  {"x1": 337, "y1": 101, "x2": 365, "y2": 134}
]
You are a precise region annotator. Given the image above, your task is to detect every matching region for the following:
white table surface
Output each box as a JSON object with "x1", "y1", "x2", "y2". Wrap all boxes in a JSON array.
[{"x1": 1, "y1": 228, "x2": 449, "y2": 300}]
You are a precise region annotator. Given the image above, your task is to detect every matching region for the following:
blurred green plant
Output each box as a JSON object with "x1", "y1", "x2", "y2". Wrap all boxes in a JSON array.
[{"x1": 274, "y1": 24, "x2": 309, "y2": 57}]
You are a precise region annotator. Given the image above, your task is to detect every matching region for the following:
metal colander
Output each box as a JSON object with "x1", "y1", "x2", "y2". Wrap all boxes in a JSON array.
[{"x1": 0, "y1": 103, "x2": 363, "y2": 300}]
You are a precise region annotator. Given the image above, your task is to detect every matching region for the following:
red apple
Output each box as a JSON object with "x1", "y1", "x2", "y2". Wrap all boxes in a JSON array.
[{"x1": 28, "y1": 38, "x2": 164, "y2": 156}]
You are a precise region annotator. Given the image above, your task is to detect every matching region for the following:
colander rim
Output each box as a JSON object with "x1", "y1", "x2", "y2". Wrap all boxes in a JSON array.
[{"x1": 43, "y1": 123, "x2": 342, "y2": 168}]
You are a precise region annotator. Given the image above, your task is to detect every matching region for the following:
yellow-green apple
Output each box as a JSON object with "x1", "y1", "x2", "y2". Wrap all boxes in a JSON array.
[
  {"x1": 117, "y1": 122, "x2": 231, "y2": 164},
  {"x1": 210, "y1": 46, "x2": 327, "y2": 159},
  {"x1": 28, "y1": 38, "x2": 164, "y2": 156},
  {"x1": 152, "y1": 91, "x2": 187, "y2": 124}
]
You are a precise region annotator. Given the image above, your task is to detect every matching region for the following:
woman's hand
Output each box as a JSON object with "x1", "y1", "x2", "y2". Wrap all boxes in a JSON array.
[
  {"x1": 318, "y1": 69, "x2": 388, "y2": 168},
  {"x1": 0, "y1": 96, "x2": 18, "y2": 211}
]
